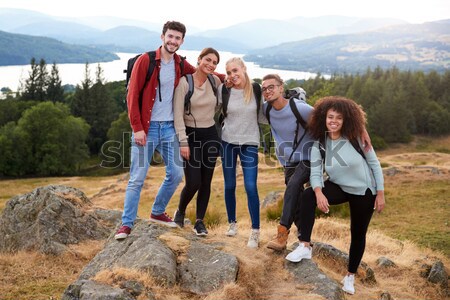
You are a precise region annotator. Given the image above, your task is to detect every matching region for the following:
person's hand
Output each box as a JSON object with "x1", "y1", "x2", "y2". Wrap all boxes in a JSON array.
[
  {"x1": 224, "y1": 76, "x2": 234, "y2": 88},
  {"x1": 134, "y1": 130, "x2": 146, "y2": 146},
  {"x1": 180, "y1": 146, "x2": 190, "y2": 160},
  {"x1": 314, "y1": 188, "x2": 330, "y2": 214},
  {"x1": 374, "y1": 191, "x2": 385, "y2": 213}
]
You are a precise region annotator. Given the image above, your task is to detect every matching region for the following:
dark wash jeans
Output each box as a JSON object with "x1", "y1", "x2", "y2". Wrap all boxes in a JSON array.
[{"x1": 280, "y1": 160, "x2": 311, "y2": 233}]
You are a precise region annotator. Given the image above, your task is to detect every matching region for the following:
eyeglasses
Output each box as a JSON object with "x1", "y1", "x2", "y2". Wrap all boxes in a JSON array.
[{"x1": 262, "y1": 84, "x2": 280, "y2": 93}]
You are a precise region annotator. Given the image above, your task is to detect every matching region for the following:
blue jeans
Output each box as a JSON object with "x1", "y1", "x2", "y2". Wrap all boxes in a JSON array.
[
  {"x1": 221, "y1": 141, "x2": 260, "y2": 229},
  {"x1": 121, "y1": 121, "x2": 183, "y2": 228}
]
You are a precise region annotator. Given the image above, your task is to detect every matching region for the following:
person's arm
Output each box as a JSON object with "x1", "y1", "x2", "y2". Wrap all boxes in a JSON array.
[
  {"x1": 310, "y1": 140, "x2": 329, "y2": 213},
  {"x1": 360, "y1": 128, "x2": 372, "y2": 152},
  {"x1": 365, "y1": 148, "x2": 385, "y2": 213},
  {"x1": 173, "y1": 78, "x2": 190, "y2": 160}
]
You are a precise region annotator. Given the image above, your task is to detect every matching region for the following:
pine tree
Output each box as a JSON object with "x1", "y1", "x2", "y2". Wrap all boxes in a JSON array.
[
  {"x1": 21, "y1": 57, "x2": 39, "y2": 100},
  {"x1": 35, "y1": 58, "x2": 48, "y2": 101},
  {"x1": 47, "y1": 62, "x2": 64, "y2": 103}
]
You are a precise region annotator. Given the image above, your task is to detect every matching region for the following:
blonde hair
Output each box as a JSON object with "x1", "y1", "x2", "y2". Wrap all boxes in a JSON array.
[{"x1": 225, "y1": 57, "x2": 253, "y2": 103}]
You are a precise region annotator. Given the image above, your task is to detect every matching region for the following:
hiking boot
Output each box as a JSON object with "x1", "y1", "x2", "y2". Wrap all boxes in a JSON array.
[
  {"x1": 173, "y1": 210, "x2": 185, "y2": 228},
  {"x1": 247, "y1": 229, "x2": 260, "y2": 248},
  {"x1": 225, "y1": 222, "x2": 238, "y2": 236},
  {"x1": 114, "y1": 225, "x2": 131, "y2": 240},
  {"x1": 150, "y1": 212, "x2": 177, "y2": 228},
  {"x1": 342, "y1": 274, "x2": 355, "y2": 295},
  {"x1": 267, "y1": 224, "x2": 290, "y2": 251},
  {"x1": 285, "y1": 242, "x2": 312, "y2": 262},
  {"x1": 193, "y1": 219, "x2": 208, "y2": 236}
]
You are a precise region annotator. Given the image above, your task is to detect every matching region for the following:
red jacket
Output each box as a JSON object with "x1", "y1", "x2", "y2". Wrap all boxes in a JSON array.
[{"x1": 127, "y1": 47, "x2": 196, "y2": 134}]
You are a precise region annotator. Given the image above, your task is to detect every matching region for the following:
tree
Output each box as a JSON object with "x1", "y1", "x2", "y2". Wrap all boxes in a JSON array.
[
  {"x1": 20, "y1": 57, "x2": 39, "y2": 100},
  {"x1": 47, "y1": 62, "x2": 64, "y2": 103},
  {"x1": 35, "y1": 58, "x2": 48, "y2": 101},
  {"x1": 15, "y1": 102, "x2": 90, "y2": 175},
  {"x1": 103, "y1": 111, "x2": 132, "y2": 169}
]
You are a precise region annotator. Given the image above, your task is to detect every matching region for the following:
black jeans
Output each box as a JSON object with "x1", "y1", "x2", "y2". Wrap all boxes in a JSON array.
[
  {"x1": 178, "y1": 125, "x2": 220, "y2": 220},
  {"x1": 280, "y1": 160, "x2": 311, "y2": 232},
  {"x1": 300, "y1": 180, "x2": 376, "y2": 273}
]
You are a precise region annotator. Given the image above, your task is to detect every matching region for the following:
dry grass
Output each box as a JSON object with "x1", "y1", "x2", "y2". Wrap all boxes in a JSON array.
[{"x1": 0, "y1": 135, "x2": 449, "y2": 299}]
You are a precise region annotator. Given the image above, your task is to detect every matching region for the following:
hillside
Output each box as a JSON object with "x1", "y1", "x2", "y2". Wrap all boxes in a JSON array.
[
  {"x1": 244, "y1": 20, "x2": 450, "y2": 74},
  {"x1": 0, "y1": 30, "x2": 118, "y2": 66},
  {"x1": 0, "y1": 136, "x2": 449, "y2": 299}
]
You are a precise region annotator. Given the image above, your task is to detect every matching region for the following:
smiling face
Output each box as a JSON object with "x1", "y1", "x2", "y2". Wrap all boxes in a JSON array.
[
  {"x1": 326, "y1": 108, "x2": 344, "y2": 139},
  {"x1": 225, "y1": 61, "x2": 247, "y2": 89},
  {"x1": 261, "y1": 78, "x2": 283, "y2": 102},
  {"x1": 161, "y1": 29, "x2": 184, "y2": 54},
  {"x1": 198, "y1": 53, "x2": 219, "y2": 74}
]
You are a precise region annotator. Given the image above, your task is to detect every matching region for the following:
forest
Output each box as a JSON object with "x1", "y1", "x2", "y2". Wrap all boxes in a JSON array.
[{"x1": 0, "y1": 59, "x2": 448, "y2": 177}]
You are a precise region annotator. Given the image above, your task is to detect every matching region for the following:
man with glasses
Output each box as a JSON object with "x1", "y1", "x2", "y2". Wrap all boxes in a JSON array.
[{"x1": 261, "y1": 74, "x2": 314, "y2": 252}]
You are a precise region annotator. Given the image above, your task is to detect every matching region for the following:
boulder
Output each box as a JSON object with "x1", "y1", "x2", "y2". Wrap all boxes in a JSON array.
[{"x1": 0, "y1": 185, "x2": 119, "y2": 255}]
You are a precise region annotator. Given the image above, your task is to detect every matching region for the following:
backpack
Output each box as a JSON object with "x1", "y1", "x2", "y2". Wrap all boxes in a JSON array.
[
  {"x1": 217, "y1": 82, "x2": 262, "y2": 127},
  {"x1": 123, "y1": 51, "x2": 186, "y2": 111},
  {"x1": 265, "y1": 88, "x2": 308, "y2": 164},
  {"x1": 184, "y1": 73, "x2": 218, "y2": 115}
]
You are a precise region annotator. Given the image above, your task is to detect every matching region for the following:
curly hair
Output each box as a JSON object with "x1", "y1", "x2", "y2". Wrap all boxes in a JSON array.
[{"x1": 309, "y1": 96, "x2": 367, "y2": 141}]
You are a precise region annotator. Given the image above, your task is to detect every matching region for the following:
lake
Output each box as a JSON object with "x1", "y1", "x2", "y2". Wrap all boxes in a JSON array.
[{"x1": 0, "y1": 51, "x2": 319, "y2": 91}]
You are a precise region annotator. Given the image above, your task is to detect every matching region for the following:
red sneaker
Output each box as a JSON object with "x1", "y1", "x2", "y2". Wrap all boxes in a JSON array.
[
  {"x1": 114, "y1": 225, "x2": 131, "y2": 240},
  {"x1": 150, "y1": 212, "x2": 177, "y2": 228}
]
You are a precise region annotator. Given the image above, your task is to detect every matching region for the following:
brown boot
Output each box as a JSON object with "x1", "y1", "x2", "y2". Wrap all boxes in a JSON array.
[{"x1": 267, "y1": 225, "x2": 289, "y2": 251}]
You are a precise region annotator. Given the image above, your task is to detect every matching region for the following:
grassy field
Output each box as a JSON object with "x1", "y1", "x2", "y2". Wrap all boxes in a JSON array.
[{"x1": 0, "y1": 135, "x2": 449, "y2": 299}]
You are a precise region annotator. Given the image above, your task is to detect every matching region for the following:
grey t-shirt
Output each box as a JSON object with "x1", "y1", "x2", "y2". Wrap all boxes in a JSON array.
[
  {"x1": 263, "y1": 98, "x2": 314, "y2": 166},
  {"x1": 217, "y1": 84, "x2": 262, "y2": 146},
  {"x1": 151, "y1": 58, "x2": 175, "y2": 121}
]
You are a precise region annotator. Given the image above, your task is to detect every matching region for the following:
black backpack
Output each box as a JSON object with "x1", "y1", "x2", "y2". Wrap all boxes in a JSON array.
[
  {"x1": 184, "y1": 73, "x2": 218, "y2": 115},
  {"x1": 217, "y1": 82, "x2": 262, "y2": 127},
  {"x1": 265, "y1": 96, "x2": 308, "y2": 164},
  {"x1": 123, "y1": 51, "x2": 186, "y2": 111}
]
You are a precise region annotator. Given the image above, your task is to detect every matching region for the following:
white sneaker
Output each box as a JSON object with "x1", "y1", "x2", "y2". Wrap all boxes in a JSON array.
[
  {"x1": 247, "y1": 229, "x2": 260, "y2": 248},
  {"x1": 285, "y1": 243, "x2": 312, "y2": 262},
  {"x1": 226, "y1": 222, "x2": 238, "y2": 236},
  {"x1": 342, "y1": 274, "x2": 355, "y2": 295}
]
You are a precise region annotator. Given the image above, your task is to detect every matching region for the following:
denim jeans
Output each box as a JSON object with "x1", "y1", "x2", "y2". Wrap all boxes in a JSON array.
[
  {"x1": 121, "y1": 121, "x2": 183, "y2": 228},
  {"x1": 221, "y1": 141, "x2": 260, "y2": 229}
]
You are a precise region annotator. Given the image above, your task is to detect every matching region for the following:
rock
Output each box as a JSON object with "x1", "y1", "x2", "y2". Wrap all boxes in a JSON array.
[
  {"x1": 0, "y1": 185, "x2": 112, "y2": 255},
  {"x1": 427, "y1": 261, "x2": 448, "y2": 289},
  {"x1": 261, "y1": 191, "x2": 283, "y2": 208},
  {"x1": 313, "y1": 242, "x2": 376, "y2": 285},
  {"x1": 62, "y1": 280, "x2": 135, "y2": 300},
  {"x1": 178, "y1": 241, "x2": 239, "y2": 294},
  {"x1": 376, "y1": 257, "x2": 397, "y2": 268},
  {"x1": 62, "y1": 221, "x2": 241, "y2": 299},
  {"x1": 286, "y1": 259, "x2": 345, "y2": 300},
  {"x1": 79, "y1": 221, "x2": 177, "y2": 286},
  {"x1": 380, "y1": 291, "x2": 394, "y2": 300}
]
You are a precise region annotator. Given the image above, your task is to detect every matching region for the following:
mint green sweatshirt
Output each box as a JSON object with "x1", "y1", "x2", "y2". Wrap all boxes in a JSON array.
[{"x1": 310, "y1": 137, "x2": 384, "y2": 195}]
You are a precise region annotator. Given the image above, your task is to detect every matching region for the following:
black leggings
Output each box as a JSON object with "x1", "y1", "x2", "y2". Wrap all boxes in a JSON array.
[
  {"x1": 280, "y1": 160, "x2": 311, "y2": 231},
  {"x1": 178, "y1": 125, "x2": 220, "y2": 220},
  {"x1": 300, "y1": 180, "x2": 375, "y2": 273}
]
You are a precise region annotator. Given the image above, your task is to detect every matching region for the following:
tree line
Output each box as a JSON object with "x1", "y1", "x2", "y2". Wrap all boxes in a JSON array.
[{"x1": 0, "y1": 60, "x2": 448, "y2": 177}]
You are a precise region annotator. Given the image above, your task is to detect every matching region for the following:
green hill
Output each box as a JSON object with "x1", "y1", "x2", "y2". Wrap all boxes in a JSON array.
[
  {"x1": 0, "y1": 30, "x2": 118, "y2": 66},
  {"x1": 244, "y1": 20, "x2": 450, "y2": 74}
]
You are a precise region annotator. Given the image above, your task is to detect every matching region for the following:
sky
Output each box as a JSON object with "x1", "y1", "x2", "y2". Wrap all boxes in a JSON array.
[{"x1": 1, "y1": 0, "x2": 449, "y2": 30}]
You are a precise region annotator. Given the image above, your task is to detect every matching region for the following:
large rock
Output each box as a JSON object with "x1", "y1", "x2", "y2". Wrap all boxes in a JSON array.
[
  {"x1": 286, "y1": 259, "x2": 345, "y2": 300},
  {"x1": 62, "y1": 221, "x2": 240, "y2": 299},
  {"x1": 178, "y1": 241, "x2": 239, "y2": 294},
  {"x1": 0, "y1": 185, "x2": 120, "y2": 255}
]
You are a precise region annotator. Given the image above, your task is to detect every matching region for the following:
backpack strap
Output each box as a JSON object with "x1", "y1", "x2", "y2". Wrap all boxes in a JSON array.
[
  {"x1": 287, "y1": 98, "x2": 308, "y2": 164},
  {"x1": 350, "y1": 138, "x2": 365, "y2": 158},
  {"x1": 137, "y1": 51, "x2": 156, "y2": 112},
  {"x1": 184, "y1": 74, "x2": 195, "y2": 114},
  {"x1": 221, "y1": 84, "x2": 230, "y2": 118},
  {"x1": 265, "y1": 103, "x2": 273, "y2": 124},
  {"x1": 289, "y1": 98, "x2": 307, "y2": 129},
  {"x1": 252, "y1": 82, "x2": 262, "y2": 117}
]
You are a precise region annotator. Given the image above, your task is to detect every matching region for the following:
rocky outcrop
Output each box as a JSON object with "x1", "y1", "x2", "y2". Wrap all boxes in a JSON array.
[
  {"x1": 0, "y1": 185, "x2": 121, "y2": 255},
  {"x1": 62, "y1": 221, "x2": 239, "y2": 299},
  {"x1": 313, "y1": 242, "x2": 376, "y2": 285}
]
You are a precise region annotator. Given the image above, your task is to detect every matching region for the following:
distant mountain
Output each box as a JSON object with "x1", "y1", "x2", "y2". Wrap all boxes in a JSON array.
[
  {"x1": 197, "y1": 16, "x2": 407, "y2": 48},
  {"x1": 244, "y1": 20, "x2": 450, "y2": 74},
  {"x1": 0, "y1": 30, "x2": 118, "y2": 66}
]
